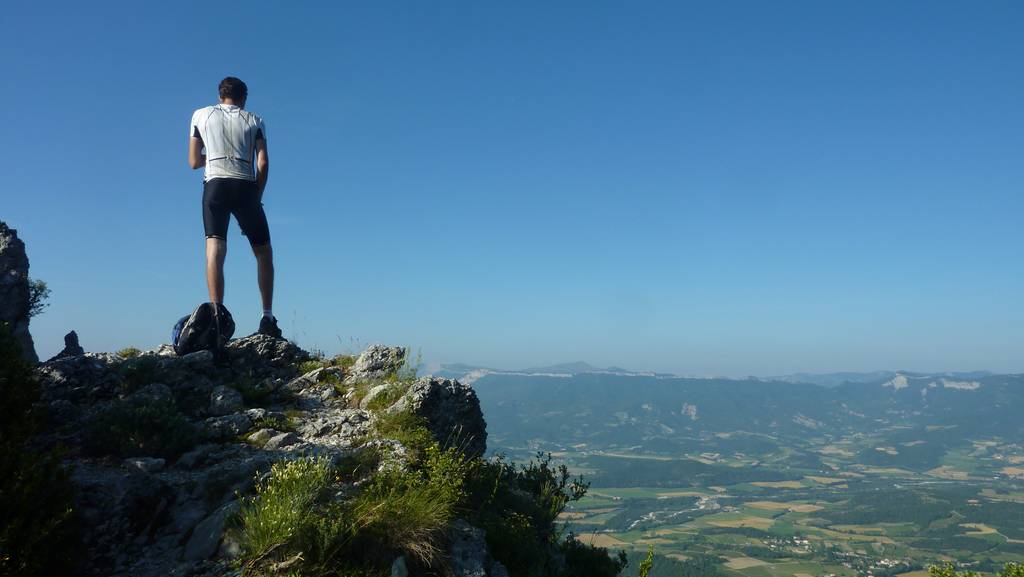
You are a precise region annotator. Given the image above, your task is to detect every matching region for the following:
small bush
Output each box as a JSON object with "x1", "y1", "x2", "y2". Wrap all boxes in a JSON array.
[
  {"x1": 562, "y1": 533, "x2": 629, "y2": 577},
  {"x1": 27, "y1": 278, "x2": 50, "y2": 318},
  {"x1": 363, "y1": 383, "x2": 407, "y2": 412},
  {"x1": 463, "y1": 452, "x2": 601, "y2": 577},
  {"x1": 116, "y1": 346, "x2": 142, "y2": 358},
  {"x1": 236, "y1": 457, "x2": 334, "y2": 563},
  {"x1": 236, "y1": 445, "x2": 471, "y2": 576},
  {"x1": 372, "y1": 410, "x2": 434, "y2": 459},
  {"x1": 349, "y1": 444, "x2": 471, "y2": 566},
  {"x1": 83, "y1": 397, "x2": 198, "y2": 459}
]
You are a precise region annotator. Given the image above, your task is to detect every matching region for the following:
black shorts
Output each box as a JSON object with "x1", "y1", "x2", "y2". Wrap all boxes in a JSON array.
[{"x1": 202, "y1": 178, "x2": 270, "y2": 246}]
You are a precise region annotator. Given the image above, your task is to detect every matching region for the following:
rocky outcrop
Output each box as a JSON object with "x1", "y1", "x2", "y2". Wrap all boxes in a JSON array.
[
  {"x1": 48, "y1": 330, "x2": 85, "y2": 361},
  {"x1": 30, "y1": 335, "x2": 490, "y2": 577},
  {"x1": 0, "y1": 221, "x2": 37, "y2": 362},
  {"x1": 389, "y1": 376, "x2": 488, "y2": 458},
  {"x1": 345, "y1": 344, "x2": 406, "y2": 383}
]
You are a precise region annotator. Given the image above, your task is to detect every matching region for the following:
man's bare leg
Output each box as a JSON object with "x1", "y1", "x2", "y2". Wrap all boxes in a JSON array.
[
  {"x1": 206, "y1": 237, "x2": 227, "y2": 303},
  {"x1": 252, "y1": 242, "x2": 274, "y2": 312}
]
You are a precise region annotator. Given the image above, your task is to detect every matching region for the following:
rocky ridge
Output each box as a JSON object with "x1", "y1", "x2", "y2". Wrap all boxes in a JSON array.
[{"x1": 33, "y1": 336, "x2": 494, "y2": 577}]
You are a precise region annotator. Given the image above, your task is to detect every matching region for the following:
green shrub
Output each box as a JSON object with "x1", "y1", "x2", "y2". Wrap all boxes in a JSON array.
[
  {"x1": 0, "y1": 324, "x2": 79, "y2": 576},
  {"x1": 463, "y1": 452, "x2": 603, "y2": 577},
  {"x1": 348, "y1": 444, "x2": 471, "y2": 566},
  {"x1": 562, "y1": 533, "x2": 629, "y2": 577},
  {"x1": 83, "y1": 397, "x2": 198, "y2": 459},
  {"x1": 116, "y1": 346, "x2": 142, "y2": 358},
  {"x1": 372, "y1": 410, "x2": 434, "y2": 459},
  {"x1": 236, "y1": 457, "x2": 334, "y2": 563},
  {"x1": 363, "y1": 382, "x2": 407, "y2": 412},
  {"x1": 236, "y1": 446, "x2": 472, "y2": 576}
]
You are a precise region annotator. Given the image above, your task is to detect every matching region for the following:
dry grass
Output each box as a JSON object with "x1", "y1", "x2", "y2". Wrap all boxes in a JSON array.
[
  {"x1": 706, "y1": 516, "x2": 774, "y2": 530},
  {"x1": 578, "y1": 532, "x2": 628, "y2": 548},
  {"x1": 751, "y1": 480, "x2": 804, "y2": 489},
  {"x1": 805, "y1": 475, "x2": 844, "y2": 485},
  {"x1": 746, "y1": 501, "x2": 823, "y2": 513},
  {"x1": 724, "y1": 556, "x2": 769, "y2": 569}
]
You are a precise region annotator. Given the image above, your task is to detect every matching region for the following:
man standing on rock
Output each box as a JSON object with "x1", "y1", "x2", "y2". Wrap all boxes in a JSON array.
[{"x1": 188, "y1": 77, "x2": 281, "y2": 338}]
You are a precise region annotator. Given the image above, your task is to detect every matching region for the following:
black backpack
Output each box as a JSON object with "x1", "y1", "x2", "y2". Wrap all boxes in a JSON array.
[{"x1": 172, "y1": 302, "x2": 235, "y2": 356}]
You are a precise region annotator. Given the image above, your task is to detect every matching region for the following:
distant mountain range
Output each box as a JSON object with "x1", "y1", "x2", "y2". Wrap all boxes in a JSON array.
[
  {"x1": 433, "y1": 361, "x2": 675, "y2": 384},
  {"x1": 466, "y1": 367, "x2": 1024, "y2": 472},
  {"x1": 435, "y1": 361, "x2": 997, "y2": 388}
]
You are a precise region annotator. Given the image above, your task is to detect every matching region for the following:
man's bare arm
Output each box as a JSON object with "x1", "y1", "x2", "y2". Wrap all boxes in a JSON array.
[
  {"x1": 256, "y1": 138, "x2": 269, "y2": 197},
  {"x1": 188, "y1": 135, "x2": 206, "y2": 169}
]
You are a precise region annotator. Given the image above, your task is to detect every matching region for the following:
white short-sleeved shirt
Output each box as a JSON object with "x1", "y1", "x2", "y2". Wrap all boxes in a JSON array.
[{"x1": 190, "y1": 104, "x2": 266, "y2": 182}]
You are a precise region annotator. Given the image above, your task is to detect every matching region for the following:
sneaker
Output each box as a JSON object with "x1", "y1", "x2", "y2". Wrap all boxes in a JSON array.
[{"x1": 258, "y1": 315, "x2": 282, "y2": 339}]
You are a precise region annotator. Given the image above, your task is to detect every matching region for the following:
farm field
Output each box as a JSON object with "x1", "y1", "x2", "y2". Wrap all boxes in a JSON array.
[{"x1": 548, "y1": 437, "x2": 1024, "y2": 577}]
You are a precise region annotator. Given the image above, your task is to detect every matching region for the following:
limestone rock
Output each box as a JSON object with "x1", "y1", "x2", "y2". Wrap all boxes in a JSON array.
[
  {"x1": 48, "y1": 330, "x2": 85, "y2": 361},
  {"x1": 247, "y1": 428, "x2": 276, "y2": 446},
  {"x1": 209, "y1": 385, "x2": 244, "y2": 416},
  {"x1": 346, "y1": 344, "x2": 405, "y2": 383},
  {"x1": 0, "y1": 222, "x2": 37, "y2": 362},
  {"x1": 205, "y1": 413, "x2": 253, "y2": 441},
  {"x1": 299, "y1": 408, "x2": 372, "y2": 446},
  {"x1": 182, "y1": 500, "x2": 240, "y2": 561},
  {"x1": 449, "y1": 519, "x2": 489, "y2": 577},
  {"x1": 389, "y1": 377, "x2": 488, "y2": 458},
  {"x1": 264, "y1": 431, "x2": 300, "y2": 450}
]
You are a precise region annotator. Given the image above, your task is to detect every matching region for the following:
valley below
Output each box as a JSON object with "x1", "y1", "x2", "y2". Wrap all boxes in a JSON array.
[{"x1": 460, "y1": 367, "x2": 1024, "y2": 577}]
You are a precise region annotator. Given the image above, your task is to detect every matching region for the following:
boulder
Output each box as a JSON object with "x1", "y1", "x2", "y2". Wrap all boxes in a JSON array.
[
  {"x1": 264, "y1": 431, "x2": 300, "y2": 450},
  {"x1": 389, "y1": 377, "x2": 488, "y2": 458},
  {"x1": 204, "y1": 413, "x2": 253, "y2": 441},
  {"x1": 225, "y1": 334, "x2": 308, "y2": 372},
  {"x1": 0, "y1": 222, "x2": 37, "y2": 362},
  {"x1": 346, "y1": 344, "x2": 405, "y2": 383},
  {"x1": 182, "y1": 500, "x2": 240, "y2": 561},
  {"x1": 209, "y1": 385, "x2": 244, "y2": 416},
  {"x1": 48, "y1": 330, "x2": 85, "y2": 361}
]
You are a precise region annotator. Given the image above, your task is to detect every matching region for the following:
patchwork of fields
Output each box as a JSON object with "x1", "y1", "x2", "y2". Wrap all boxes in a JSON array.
[{"x1": 541, "y1": 437, "x2": 1024, "y2": 577}]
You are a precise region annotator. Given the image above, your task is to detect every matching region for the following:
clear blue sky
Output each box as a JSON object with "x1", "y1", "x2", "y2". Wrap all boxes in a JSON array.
[{"x1": 2, "y1": 1, "x2": 1022, "y2": 376}]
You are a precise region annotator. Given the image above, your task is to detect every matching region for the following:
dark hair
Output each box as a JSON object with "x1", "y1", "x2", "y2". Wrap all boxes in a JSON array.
[{"x1": 218, "y1": 77, "x2": 248, "y2": 101}]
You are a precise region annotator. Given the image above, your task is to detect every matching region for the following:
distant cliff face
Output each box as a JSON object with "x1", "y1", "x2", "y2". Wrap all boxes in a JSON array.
[
  {"x1": 0, "y1": 221, "x2": 37, "y2": 362},
  {"x1": 31, "y1": 339, "x2": 493, "y2": 577}
]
